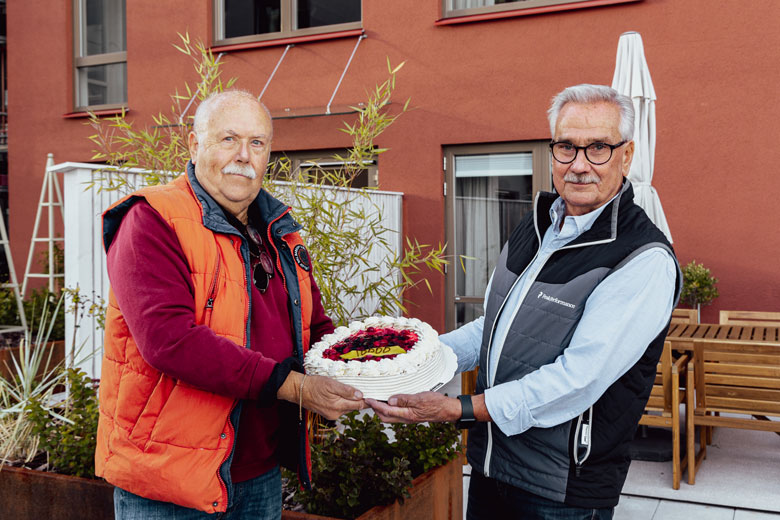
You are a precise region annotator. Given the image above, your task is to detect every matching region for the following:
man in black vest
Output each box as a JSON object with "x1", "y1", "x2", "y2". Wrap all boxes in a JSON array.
[{"x1": 368, "y1": 84, "x2": 680, "y2": 519}]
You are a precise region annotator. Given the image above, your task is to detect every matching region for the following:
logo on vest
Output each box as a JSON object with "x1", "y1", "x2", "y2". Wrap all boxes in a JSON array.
[
  {"x1": 293, "y1": 244, "x2": 311, "y2": 272},
  {"x1": 537, "y1": 291, "x2": 576, "y2": 309}
]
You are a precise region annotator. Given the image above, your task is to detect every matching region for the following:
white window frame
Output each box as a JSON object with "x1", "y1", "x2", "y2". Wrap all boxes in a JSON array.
[
  {"x1": 441, "y1": 0, "x2": 642, "y2": 20},
  {"x1": 213, "y1": 0, "x2": 362, "y2": 47}
]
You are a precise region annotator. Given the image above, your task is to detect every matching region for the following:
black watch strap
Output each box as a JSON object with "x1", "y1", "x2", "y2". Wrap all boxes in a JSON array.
[{"x1": 455, "y1": 394, "x2": 476, "y2": 430}]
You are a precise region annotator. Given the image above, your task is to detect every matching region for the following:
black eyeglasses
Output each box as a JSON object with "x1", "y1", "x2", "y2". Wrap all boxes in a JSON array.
[
  {"x1": 549, "y1": 140, "x2": 627, "y2": 165},
  {"x1": 246, "y1": 225, "x2": 274, "y2": 293}
]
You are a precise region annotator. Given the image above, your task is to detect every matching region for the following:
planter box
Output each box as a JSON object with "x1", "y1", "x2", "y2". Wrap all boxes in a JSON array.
[
  {"x1": 0, "y1": 465, "x2": 114, "y2": 519},
  {"x1": 283, "y1": 456, "x2": 463, "y2": 520},
  {"x1": 0, "y1": 340, "x2": 65, "y2": 381}
]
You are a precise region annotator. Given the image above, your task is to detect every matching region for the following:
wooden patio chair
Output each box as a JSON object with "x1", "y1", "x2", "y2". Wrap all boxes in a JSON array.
[
  {"x1": 685, "y1": 339, "x2": 780, "y2": 484},
  {"x1": 719, "y1": 310, "x2": 780, "y2": 327},
  {"x1": 671, "y1": 308, "x2": 698, "y2": 324},
  {"x1": 638, "y1": 341, "x2": 688, "y2": 489}
]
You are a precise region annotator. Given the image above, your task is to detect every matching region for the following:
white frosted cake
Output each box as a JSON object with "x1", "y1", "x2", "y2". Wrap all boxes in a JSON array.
[{"x1": 304, "y1": 316, "x2": 457, "y2": 400}]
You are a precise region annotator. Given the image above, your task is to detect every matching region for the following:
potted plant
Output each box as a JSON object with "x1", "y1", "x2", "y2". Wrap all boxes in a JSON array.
[
  {"x1": 0, "y1": 294, "x2": 112, "y2": 520},
  {"x1": 282, "y1": 411, "x2": 462, "y2": 520},
  {"x1": 679, "y1": 260, "x2": 719, "y2": 323},
  {"x1": 0, "y1": 287, "x2": 66, "y2": 382}
]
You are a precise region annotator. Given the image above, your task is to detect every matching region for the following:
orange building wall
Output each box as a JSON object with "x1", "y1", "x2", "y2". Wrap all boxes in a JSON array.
[{"x1": 8, "y1": 0, "x2": 780, "y2": 329}]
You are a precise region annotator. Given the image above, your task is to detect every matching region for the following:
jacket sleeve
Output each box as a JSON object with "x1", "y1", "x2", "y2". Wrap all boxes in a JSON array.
[
  {"x1": 256, "y1": 267, "x2": 335, "y2": 406},
  {"x1": 107, "y1": 200, "x2": 273, "y2": 400}
]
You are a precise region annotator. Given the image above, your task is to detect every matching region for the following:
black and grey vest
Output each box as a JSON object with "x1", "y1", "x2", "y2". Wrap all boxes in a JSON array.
[{"x1": 466, "y1": 181, "x2": 681, "y2": 508}]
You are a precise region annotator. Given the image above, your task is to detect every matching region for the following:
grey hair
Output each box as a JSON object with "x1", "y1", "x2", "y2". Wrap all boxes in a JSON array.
[
  {"x1": 192, "y1": 89, "x2": 273, "y2": 141},
  {"x1": 547, "y1": 84, "x2": 634, "y2": 141}
]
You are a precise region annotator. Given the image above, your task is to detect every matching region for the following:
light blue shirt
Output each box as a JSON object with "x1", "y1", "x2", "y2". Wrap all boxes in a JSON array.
[{"x1": 441, "y1": 195, "x2": 677, "y2": 437}]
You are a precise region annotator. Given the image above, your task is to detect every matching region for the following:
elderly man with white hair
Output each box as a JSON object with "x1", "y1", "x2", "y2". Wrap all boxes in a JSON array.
[
  {"x1": 95, "y1": 90, "x2": 364, "y2": 519},
  {"x1": 369, "y1": 84, "x2": 681, "y2": 520}
]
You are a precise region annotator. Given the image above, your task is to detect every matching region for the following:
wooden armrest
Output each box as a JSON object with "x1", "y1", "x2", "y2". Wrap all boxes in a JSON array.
[{"x1": 672, "y1": 354, "x2": 689, "y2": 373}]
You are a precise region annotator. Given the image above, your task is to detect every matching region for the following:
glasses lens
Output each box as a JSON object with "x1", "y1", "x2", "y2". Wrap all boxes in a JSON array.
[
  {"x1": 552, "y1": 143, "x2": 576, "y2": 163},
  {"x1": 259, "y1": 251, "x2": 274, "y2": 275},
  {"x1": 247, "y1": 226, "x2": 263, "y2": 248},
  {"x1": 253, "y1": 261, "x2": 270, "y2": 293},
  {"x1": 585, "y1": 143, "x2": 612, "y2": 165}
]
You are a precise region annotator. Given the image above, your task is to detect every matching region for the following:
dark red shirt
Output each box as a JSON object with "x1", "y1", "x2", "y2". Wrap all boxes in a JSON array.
[{"x1": 106, "y1": 200, "x2": 334, "y2": 483}]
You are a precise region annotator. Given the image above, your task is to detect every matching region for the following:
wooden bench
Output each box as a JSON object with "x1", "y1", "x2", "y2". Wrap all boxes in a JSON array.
[
  {"x1": 685, "y1": 339, "x2": 780, "y2": 484},
  {"x1": 638, "y1": 341, "x2": 688, "y2": 489},
  {"x1": 719, "y1": 310, "x2": 780, "y2": 327}
]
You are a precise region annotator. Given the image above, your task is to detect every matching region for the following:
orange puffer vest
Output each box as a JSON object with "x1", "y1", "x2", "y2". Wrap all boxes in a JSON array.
[{"x1": 95, "y1": 168, "x2": 313, "y2": 513}]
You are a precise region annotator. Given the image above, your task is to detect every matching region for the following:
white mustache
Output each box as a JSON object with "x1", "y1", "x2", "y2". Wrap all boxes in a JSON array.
[
  {"x1": 563, "y1": 172, "x2": 600, "y2": 185},
  {"x1": 222, "y1": 163, "x2": 257, "y2": 179}
]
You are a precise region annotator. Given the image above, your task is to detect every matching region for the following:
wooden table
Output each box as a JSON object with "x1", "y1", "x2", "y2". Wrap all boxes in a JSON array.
[{"x1": 666, "y1": 322, "x2": 780, "y2": 351}]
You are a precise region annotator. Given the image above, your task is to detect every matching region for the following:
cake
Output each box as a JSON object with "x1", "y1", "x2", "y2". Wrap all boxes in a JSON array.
[{"x1": 304, "y1": 316, "x2": 457, "y2": 400}]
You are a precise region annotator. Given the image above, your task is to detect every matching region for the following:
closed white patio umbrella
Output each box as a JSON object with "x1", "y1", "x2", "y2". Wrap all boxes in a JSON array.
[{"x1": 611, "y1": 31, "x2": 673, "y2": 243}]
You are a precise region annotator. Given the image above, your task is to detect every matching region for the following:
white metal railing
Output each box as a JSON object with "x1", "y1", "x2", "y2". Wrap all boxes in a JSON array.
[{"x1": 54, "y1": 162, "x2": 403, "y2": 379}]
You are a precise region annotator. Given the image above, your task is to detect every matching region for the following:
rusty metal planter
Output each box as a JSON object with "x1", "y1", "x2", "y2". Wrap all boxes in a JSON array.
[
  {"x1": 0, "y1": 465, "x2": 114, "y2": 519},
  {"x1": 282, "y1": 456, "x2": 463, "y2": 520},
  {"x1": 0, "y1": 339, "x2": 65, "y2": 381}
]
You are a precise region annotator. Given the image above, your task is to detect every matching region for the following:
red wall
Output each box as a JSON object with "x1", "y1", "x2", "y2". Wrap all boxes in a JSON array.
[{"x1": 8, "y1": 0, "x2": 780, "y2": 329}]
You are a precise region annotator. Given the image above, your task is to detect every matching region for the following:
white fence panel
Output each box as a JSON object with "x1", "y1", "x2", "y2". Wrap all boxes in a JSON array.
[
  {"x1": 272, "y1": 181, "x2": 404, "y2": 321},
  {"x1": 56, "y1": 163, "x2": 403, "y2": 380}
]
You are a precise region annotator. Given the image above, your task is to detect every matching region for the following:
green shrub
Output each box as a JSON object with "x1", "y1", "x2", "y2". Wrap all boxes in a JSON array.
[
  {"x1": 289, "y1": 411, "x2": 460, "y2": 519},
  {"x1": 391, "y1": 420, "x2": 461, "y2": 477},
  {"x1": 26, "y1": 368, "x2": 99, "y2": 478}
]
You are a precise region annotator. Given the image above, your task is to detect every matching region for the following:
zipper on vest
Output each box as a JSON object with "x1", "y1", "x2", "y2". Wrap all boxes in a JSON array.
[
  {"x1": 267, "y1": 210, "x2": 290, "y2": 292},
  {"x1": 204, "y1": 254, "x2": 221, "y2": 326},
  {"x1": 215, "y1": 401, "x2": 237, "y2": 512}
]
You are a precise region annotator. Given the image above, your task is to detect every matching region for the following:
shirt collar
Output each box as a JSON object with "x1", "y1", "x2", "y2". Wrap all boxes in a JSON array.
[{"x1": 549, "y1": 191, "x2": 621, "y2": 236}]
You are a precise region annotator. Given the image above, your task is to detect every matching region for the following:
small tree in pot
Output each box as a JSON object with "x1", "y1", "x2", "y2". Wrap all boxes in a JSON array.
[{"x1": 679, "y1": 260, "x2": 719, "y2": 323}]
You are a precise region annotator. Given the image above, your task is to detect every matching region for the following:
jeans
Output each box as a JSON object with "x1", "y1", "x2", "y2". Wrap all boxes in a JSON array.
[
  {"x1": 466, "y1": 471, "x2": 614, "y2": 520},
  {"x1": 114, "y1": 466, "x2": 282, "y2": 520}
]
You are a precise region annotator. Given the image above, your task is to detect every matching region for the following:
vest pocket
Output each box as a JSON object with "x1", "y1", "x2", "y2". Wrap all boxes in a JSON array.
[
  {"x1": 572, "y1": 407, "x2": 594, "y2": 476},
  {"x1": 127, "y1": 375, "x2": 176, "y2": 450}
]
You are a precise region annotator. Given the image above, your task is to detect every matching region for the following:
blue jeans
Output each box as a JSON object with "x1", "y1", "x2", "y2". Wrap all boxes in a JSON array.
[
  {"x1": 114, "y1": 466, "x2": 282, "y2": 520},
  {"x1": 466, "y1": 472, "x2": 614, "y2": 520}
]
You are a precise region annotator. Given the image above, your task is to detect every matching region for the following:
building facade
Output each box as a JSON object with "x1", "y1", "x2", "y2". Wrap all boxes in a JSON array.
[{"x1": 7, "y1": 0, "x2": 780, "y2": 329}]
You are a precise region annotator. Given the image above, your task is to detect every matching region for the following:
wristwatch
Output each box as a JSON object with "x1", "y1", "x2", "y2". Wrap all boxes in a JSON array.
[{"x1": 455, "y1": 394, "x2": 477, "y2": 430}]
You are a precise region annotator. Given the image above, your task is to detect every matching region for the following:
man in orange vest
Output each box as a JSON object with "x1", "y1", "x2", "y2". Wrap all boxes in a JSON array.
[{"x1": 96, "y1": 90, "x2": 365, "y2": 519}]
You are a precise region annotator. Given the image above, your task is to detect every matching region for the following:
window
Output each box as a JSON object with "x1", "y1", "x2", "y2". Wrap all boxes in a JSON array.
[
  {"x1": 214, "y1": 0, "x2": 361, "y2": 46},
  {"x1": 270, "y1": 149, "x2": 377, "y2": 188},
  {"x1": 73, "y1": 0, "x2": 127, "y2": 110},
  {"x1": 442, "y1": 0, "x2": 639, "y2": 19},
  {"x1": 444, "y1": 142, "x2": 551, "y2": 330}
]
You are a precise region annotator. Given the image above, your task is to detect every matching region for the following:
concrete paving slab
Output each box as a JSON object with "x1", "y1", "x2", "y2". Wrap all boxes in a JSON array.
[
  {"x1": 653, "y1": 500, "x2": 734, "y2": 520},
  {"x1": 614, "y1": 495, "x2": 659, "y2": 520}
]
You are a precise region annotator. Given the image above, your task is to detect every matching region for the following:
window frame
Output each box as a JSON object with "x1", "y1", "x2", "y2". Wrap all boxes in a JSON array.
[
  {"x1": 440, "y1": 0, "x2": 642, "y2": 22},
  {"x1": 72, "y1": 0, "x2": 127, "y2": 112},
  {"x1": 443, "y1": 141, "x2": 551, "y2": 332},
  {"x1": 270, "y1": 149, "x2": 378, "y2": 188},
  {"x1": 213, "y1": 0, "x2": 362, "y2": 47}
]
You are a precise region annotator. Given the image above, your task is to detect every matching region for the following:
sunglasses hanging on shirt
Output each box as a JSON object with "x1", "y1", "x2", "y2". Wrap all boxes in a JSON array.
[{"x1": 246, "y1": 224, "x2": 274, "y2": 293}]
